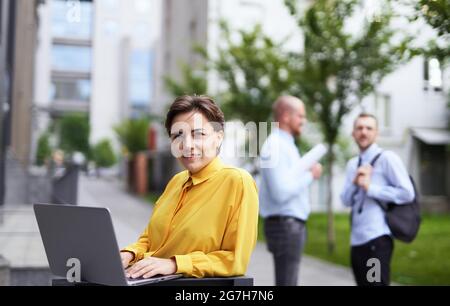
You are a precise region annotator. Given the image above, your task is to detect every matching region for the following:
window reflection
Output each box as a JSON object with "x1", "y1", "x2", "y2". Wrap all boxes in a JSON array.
[
  {"x1": 51, "y1": 0, "x2": 93, "y2": 39},
  {"x1": 52, "y1": 45, "x2": 91, "y2": 72},
  {"x1": 50, "y1": 78, "x2": 91, "y2": 102},
  {"x1": 428, "y1": 58, "x2": 442, "y2": 89},
  {"x1": 129, "y1": 50, "x2": 153, "y2": 106}
]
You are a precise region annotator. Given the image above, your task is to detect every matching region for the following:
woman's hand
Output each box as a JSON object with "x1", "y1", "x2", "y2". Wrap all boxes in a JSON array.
[
  {"x1": 125, "y1": 257, "x2": 177, "y2": 279},
  {"x1": 120, "y1": 251, "x2": 134, "y2": 268}
]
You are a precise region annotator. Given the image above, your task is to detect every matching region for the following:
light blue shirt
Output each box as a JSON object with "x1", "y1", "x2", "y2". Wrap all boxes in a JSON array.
[
  {"x1": 340, "y1": 143, "x2": 415, "y2": 246},
  {"x1": 258, "y1": 128, "x2": 314, "y2": 221}
]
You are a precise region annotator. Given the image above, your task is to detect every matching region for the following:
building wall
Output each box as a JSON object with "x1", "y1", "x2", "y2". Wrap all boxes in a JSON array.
[
  {"x1": 153, "y1": 0, "x2": 208, "y2": 117},
  {"x1": 33, "y1": 1, "x2": 52, "y2": 136},
  {"x1": 91, "y1": 0, "x2": 161, "y2": 145},
  {"x1": 0, "y1": 0, "x2": 39, "y2": 205},
  {"x1": 10, "y1": 0, "x2": 38, "y2": 167},
  {"x1": 0, "y1": 0, "x2": 14, "y2": 205},
  {"x1": 33, "y1": 0, "x2": 161, "y2": 153}
]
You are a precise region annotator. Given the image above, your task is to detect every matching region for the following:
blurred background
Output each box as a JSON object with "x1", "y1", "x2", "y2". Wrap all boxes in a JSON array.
[{"x1": 0, "y1": 0, "x2": 448, "y2": 286}]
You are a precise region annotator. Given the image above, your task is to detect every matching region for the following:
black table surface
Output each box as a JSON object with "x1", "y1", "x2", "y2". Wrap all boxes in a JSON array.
[{"x1": 52, "y1": 276, "x2": 254, "y2": 286}]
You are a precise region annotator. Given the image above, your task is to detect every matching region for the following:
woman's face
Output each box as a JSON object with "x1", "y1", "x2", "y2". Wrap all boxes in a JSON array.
[{"x1": 169, "y1": 111, "x2": 223, "y2": 174}]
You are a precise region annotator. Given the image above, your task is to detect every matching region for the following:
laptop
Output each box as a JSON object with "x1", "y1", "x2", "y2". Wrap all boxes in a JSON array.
[{"x1": 34, "y1": 203, "x2": 182, "y2": 286}]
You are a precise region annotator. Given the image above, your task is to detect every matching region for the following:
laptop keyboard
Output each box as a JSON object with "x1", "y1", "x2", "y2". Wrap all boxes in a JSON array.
[
  {"x1": 127, "y1": 276, "x2": 146, "y2": 281},
  {"x1": 126, "y1": 274, "x2": 163, "y2": 281}
]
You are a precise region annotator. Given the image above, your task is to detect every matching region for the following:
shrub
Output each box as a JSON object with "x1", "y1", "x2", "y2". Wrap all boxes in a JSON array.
[
  {"x1": 113, "y1": 117, "x2": 149, "y2": 156},
  {"x1": 35, "y1": 132, "x2": 52, "y2": 166},
  {"x1": 58, "y1": 113, "x2": 90, "y2": 159},
  {"x1": 92, "y1": 139, "x2": 117, "y2": 168}
]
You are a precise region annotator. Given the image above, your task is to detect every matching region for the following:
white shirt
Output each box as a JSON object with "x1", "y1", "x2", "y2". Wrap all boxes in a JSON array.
[{"x1": 259, "y1": 128, "x2": 314, "y2": 221}]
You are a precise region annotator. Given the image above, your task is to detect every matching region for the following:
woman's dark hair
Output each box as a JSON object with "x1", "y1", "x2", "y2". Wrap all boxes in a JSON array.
[{"x1": 164, "y1": 95, "x2": 225, "y2": 135}]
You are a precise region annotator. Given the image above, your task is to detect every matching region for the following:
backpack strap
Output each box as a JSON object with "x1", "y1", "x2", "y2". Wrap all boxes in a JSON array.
[
  {"x1": 350, "y1": 156, "x2": 363, "y2": 207},
  {"x1": 357, "y1": 151, "x2": 384, "y2": 214},
  {"x1": 369, "y1": 151, "x2": 389, "y2": 211},
  {"x1": 370, "y1": 152, "x2": 383, "y2": 167}
]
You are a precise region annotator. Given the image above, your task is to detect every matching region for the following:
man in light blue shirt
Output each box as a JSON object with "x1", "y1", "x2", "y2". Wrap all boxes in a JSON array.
[
  {"x1": 259, "y1": 96, "x2": 322, "y2": 286},
  {"x1": 341, "y1": 113, "x2": 414, "y2": 286}
]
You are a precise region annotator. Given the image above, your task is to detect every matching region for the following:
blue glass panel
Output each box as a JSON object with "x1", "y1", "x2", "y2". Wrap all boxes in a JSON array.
[
  {"x1": 129, "y1": 50, "x2": 153, "y2": 106},
  {"x1": 51, "y1": 0, "x2": 93, "y2": 39},
  {"x1": 52, "y1": 45, "x2": 91, "y2": 72}
]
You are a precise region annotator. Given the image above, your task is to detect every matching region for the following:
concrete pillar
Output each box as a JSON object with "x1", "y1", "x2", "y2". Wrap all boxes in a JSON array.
[{"x1": 0, "y1": 255, "x2": 11, "y2": 286}]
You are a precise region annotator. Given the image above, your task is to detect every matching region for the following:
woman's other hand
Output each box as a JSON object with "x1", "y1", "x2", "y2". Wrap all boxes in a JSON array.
[
  {"x1": 120, "y1": 251, "x2": 134, "y2": 269},
  {"x1": 125, "y1": 257, "x2": 177, "y2": 279}
]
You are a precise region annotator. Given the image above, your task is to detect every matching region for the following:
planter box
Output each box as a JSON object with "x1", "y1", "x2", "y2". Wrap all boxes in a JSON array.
[{"x1": 127, "y1": 152, "x2": 148, "y2": 196}]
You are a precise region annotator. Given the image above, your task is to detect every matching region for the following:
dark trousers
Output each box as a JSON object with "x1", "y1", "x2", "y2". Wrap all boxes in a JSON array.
[
  {"x1": 351, "y1": 235, "x2": 394, "y2": 286},
  {"x1": 264, "y1": 217, "x2": 306, "y2": 286}
]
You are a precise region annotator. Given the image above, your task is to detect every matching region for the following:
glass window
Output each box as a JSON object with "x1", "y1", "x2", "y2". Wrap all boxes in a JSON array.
[
  {"x1": 134, "y1": 0, "x2": 151, "y2": 14},
  {"x1": 50, "y1": 78, "x2": 91, "y2": 102},
  {"x1": 51, "y1": 0, "x2": 93, "y2": 40},
  {"x1": 129, "y1": 50, "x2": 153, "y2": 106},
  {"x1": 52, "y1": 44, "x2": 91, "y2": 72},
  {"x1": 424, "y1": 58, "x2": 443, "y2": 91},
  {"x1": 428, "y1": 58, "x2": 443, "y2": 89},
  {"x1": 374, "y1": 93, "x2": 391, "y2": 132}
]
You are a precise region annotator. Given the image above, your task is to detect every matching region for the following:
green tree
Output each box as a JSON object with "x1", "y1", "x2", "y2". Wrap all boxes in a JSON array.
[
  {"x1": 164, "y1": 22, "x2": 294, "y2": 162},
  {"x1": 35, "y1": 132, "x2": 52, "y2": 166},
  {"x1": 113, "y1": 117, "x2": 149, "y2": 156},
  {"x1": 164, "y1": 63, "x2": 208, "y2": 97},
  {"x1": 165, "y1": 22, "x2": 293, "y2": 127},
  {"x1": 92, "y1": 139, "x2": 117, "y2": 168},
  {"x1": 285, "y1": 0, "x2": 413, "y2": 252},
  {"x1": 213, "y1": 22, "x2": 293, "y2": 127},
  {"x1": 58, "y1": 113, "x2": 90, "y2": 160},
  {"x1": 414, "y1": 0, "x2": 450, "y2": 38}
]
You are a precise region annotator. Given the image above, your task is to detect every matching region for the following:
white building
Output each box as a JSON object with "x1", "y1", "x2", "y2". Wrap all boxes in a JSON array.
[{"x1": 33, "y1": 0, "x2": 161, "y2": 153}]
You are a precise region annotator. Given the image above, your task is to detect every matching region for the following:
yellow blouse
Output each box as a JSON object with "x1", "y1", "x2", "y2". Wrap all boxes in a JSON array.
[{"x1": 121, "y1": 157, "x2": 259, "y2": 278}]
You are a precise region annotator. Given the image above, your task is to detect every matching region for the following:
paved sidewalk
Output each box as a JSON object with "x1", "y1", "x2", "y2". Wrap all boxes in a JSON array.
[
  {"x1": 78, "y1": 175, "x2": 153, "y2": 248},
  {"x1": 0, "y1": 206, "x2": 47, "y2": 268},
  {"x1": 79, "y1": 175, "x2": 356, "y2": 286}
]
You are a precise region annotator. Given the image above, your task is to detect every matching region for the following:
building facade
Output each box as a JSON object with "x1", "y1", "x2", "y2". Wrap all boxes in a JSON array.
[
  {"x1": 0, "y1": 0, "x2": 40, "y2": 205},
  {"x1": 33, "y1": 0, "x2": 161, "y2": 154}
]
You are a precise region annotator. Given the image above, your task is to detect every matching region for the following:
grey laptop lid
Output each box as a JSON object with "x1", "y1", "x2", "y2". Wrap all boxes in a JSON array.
[{"x1": 34, "y1": 203, "x2": 180, "y2": 286}]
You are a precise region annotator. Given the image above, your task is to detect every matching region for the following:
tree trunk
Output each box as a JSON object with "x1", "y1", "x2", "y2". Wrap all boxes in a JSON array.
[{"x1": 326, "y1": 145, "x2": 336, "y2": 253}]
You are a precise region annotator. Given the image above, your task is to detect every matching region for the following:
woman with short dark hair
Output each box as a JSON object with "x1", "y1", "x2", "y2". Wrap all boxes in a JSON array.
[{"x1": 120, "y1": 95, "x2": 259, "y2": 278}]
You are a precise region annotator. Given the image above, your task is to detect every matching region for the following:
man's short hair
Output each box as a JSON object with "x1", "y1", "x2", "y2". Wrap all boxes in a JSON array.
[
  {"x1": 353, "y1": 112, "x2": 378, "y2": 128},
  {"x1": 272, "y1": 96, "x2": 304, "y2": 120}
]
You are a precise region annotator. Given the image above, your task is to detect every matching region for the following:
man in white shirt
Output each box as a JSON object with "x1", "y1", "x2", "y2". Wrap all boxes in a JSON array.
[
  {"x1": 341, "y1": 113, "x2": 415, "y2": 286},
  {"x1": 259, "y1": 96, "x2": 322, "y2": 286}
]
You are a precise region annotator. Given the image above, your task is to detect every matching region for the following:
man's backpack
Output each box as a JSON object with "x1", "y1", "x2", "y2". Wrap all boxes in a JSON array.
[{"x1": 369, "y1": 152, "x2": 421, "y2": 243}]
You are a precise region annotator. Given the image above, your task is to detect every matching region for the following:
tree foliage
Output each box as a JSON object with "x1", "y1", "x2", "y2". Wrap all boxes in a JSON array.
[
  {"x1": 411, "y1": 0, "x2": 450, "y2": 64},
  {"x1": 164, "y1": 63, "x2": 208, "y2": 97},
  {"x1": 58, "y1": 113, "x2": 91, "y2": 159},
  {"x1": 114, "y1": 117, "x2": 149, "y2": 156},
  {"x1": 213, "y1": 22, "x2": 293, "y2": 125},
  {"x1": 286, "y1": 0, "x2": 412, "y2": 145},
  {"x1": 92, "y1": 139, "x2": 117, "y2": 168},
  {"x1": 285, "y1": 0, "x2": 414, "y2": 252}
]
